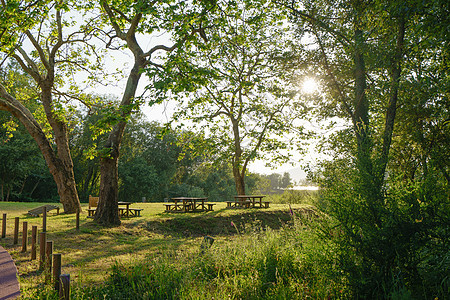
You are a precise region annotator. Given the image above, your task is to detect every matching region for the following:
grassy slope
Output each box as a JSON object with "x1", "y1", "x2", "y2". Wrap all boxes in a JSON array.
[{"x1": 0, "y1": 202, "x2": 312, "y2": 292}]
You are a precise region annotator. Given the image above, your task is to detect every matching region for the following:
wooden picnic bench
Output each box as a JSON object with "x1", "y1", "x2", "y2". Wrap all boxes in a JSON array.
[
  {"x1": 226, "y1": 195, "x2": 270, "y2": 209},
  {"x1": 87, "y1": 195, "x2": 99, "y2": 217},
  {"x1": 129, "y1": 208, "x2": 143, "y2": 217},
  {"x1": 89, "y1": 197, "x2": 143, "y2": 217},
  {"x1": 118, "y1": 202, "x2": 144, "y2": 217},
  {"x1": 164, "y1": 198, "x2": 215, "y2": 212},
  {"x1": 226, "y1": 200, "x2": 249, "y2": 208},
  {"x1": 27, "y1": 204, "x2": 60, "y2": 217},
  {"x1": 118, "y1": 207, "x2": 143, "y2": 217}
]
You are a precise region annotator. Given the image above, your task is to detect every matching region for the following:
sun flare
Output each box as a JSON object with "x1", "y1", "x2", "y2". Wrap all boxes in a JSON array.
[{"x1": 302, "y1": 78, "x2": 319, "y2": 94}]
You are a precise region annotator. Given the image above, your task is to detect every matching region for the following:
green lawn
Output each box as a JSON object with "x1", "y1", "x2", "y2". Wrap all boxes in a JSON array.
[{"x1": 0, "y1": 201, "x2": 311, "y2": 296}]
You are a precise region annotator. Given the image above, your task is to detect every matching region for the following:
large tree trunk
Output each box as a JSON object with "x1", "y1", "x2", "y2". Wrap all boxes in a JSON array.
[
  {"x1": 0, "y1": 84, "x2": 81, "y2": 213},
  {"x1": 94, "y1": 54, "x2": 144, "y2": 225},
  {"x1": 41, "y1": 85, "x2": 81, "y2": 213},
  {"x1": 352, "y1": 12, "x2": 382, "y2": 226},
  {"x1": 95, "y1": 151, "x2": 121, "y2": 225},
  {"x1": 232, "y1": 163, "x2": 246, "y2": 195},
  {"x1": 231, "y1": 117, "x2": 246, "y2": 195}
]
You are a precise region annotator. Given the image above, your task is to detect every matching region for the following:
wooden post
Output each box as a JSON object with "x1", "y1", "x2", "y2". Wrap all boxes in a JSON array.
[
  {"x1": 46, "y1": 241, "x2": 53, "y2": 282},
  {"x1": 53, "y1": 253, "x2": 62, "y2": 291},
  {"x1": 31, "y1": 226, "x2": 37, "y2": 260},
  {"x1": 57, "y1": 207, "x2": 60, "y2": 215},
  {"x1": 59, "y1": 274, "x2": 70, "y2": 300},
  {"x1": 13, "y1": 217, "x2": 19, "y2": 245},
  {"x1": 1, "y1": 213, "x2": 6, "y2": 238},
  {"x1": 43, "y1": 207, "x2": 47, "y2": 232},
  {"x1": 76, "y1": 211, "x2": 80, "y2": 231},
  {"x1": 39, "y1": 232, "x2": 46, "y2": 269},
  {"x1": 21, "y1": 221, "x2": 28, "y2": 252}
]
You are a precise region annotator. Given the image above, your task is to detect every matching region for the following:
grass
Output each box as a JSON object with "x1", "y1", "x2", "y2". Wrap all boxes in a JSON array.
[{"x1": 0, "y1": 201, "x2": 325, "y2": 298}]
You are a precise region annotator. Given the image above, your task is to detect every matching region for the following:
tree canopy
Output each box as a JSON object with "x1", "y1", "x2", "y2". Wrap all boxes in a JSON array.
[{"x1": 159, "y1": 0, "x2": 306, "y2": 195}]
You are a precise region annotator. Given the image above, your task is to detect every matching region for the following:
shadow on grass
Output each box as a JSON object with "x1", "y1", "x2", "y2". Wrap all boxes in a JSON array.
[{"x1": 137, "y1": 207, "x2": 315, "y2": 238}]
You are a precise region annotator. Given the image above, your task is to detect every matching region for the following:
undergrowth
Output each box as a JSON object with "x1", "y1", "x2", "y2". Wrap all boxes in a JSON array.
[{"x1": 21, "y1": 214, "x2": 349, "y2": 299}]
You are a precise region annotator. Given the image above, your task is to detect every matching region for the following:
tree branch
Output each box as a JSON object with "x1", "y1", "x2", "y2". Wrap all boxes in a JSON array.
[
  {"x1": 24, "y1": 30, "x2": 50, "y2": 71},
  {"x1": 101, "y1": 1, "x2": 126, "y2": 39}
]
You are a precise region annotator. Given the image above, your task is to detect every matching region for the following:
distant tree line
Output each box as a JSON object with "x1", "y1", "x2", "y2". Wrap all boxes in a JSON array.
[{"x1": 0, "y1": 106, "x2": 290, "y2": 203}]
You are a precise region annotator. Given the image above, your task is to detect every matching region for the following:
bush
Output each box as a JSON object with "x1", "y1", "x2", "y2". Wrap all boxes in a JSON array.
[{"x1": 317, "y1": 166, "x2": 450, "y2": 299}]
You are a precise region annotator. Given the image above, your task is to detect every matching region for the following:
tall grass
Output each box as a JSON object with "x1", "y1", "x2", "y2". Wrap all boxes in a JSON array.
[
  {"x1": 113, "y1": 219, "x2": 346, "y2": 299},
  {"x1": 267, "y1": 190, "x2": 319, "y2": 205},
  {"x1": 29, "y1": 214, "x2": 349, "y2": 299}
]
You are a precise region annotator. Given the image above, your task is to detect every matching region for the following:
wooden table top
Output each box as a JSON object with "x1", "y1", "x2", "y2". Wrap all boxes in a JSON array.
[{"x1": 171, "y1": 197, "x2": 208, "y2": 200}]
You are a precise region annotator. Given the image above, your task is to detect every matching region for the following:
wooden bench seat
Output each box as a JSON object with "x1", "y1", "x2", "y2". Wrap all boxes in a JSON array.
[
  {"x1": 164, "y1": 203, "x2": 174, "y2": 211},
  {"x1": 207, "y1": 203, "x2": 216, "y2": 211},
  {"x1": 226, "y1": 200, "x2": 251, "y2": 208},
  {"x1": 87, "y1": 195, "x2": 99, "y2": 217},
  {"x1": 28, "y1": 204, "x2": 60, "y2": 217},
  {"x1": 129, "y1": 208, "x2": 143, "y2": 217},
  {"x1": 263, "y1": 201, "x2": 270, "y2": 208},
  {"x1": 118, "y1": 207, "x2": 143, "y2": 217}
]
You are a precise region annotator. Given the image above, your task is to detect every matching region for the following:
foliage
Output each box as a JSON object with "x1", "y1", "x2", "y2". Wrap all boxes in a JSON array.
[
  {"x1": 157, "y1": 0, "x2": 306, "y2": 194},
  {"x1": 117, "y1": 119, "x2": 208, "y2": 202},
  {"x1": 0, "y1": 64, "x2": 58, "y2": 202},
  {"x1": 266, "y1": 172, "x2": 293, "y2": 191},
  {"x1": 52, "y1": 216, "x2": 350, "y2": 299},
  {"x1": 285, "y1": 0, "x2": 449, "y2": 297},
  {"x1": 316, "y1": 164, "x2": 449, "y2": 298},
  {"x1": 0, "y1": 113, "x2": 57, "y2": 202}
]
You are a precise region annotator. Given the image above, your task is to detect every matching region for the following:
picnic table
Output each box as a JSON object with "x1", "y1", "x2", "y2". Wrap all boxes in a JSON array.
[
  {"x1": 118, "y1": 202, "x2": 143, "y2": 217},
  {"x1": 227, "y1": 195, "x2": 270, "y2": 209},
  {"x1": 88, "y1": 196, "x2": 143, "y2": 217},
  {"x1": 164, "y1": 197, "x2": 214, "y2": 212}
]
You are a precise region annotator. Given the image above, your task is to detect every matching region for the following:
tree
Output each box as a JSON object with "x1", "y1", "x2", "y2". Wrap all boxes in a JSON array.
[
  {"x1": 0, "y1": 113, "x2": 41, "y2": 201},
  {"x1": 284, "y1": 0, "x2": 449, "y2": 296},
  {"x1": 167, "y1": 0, "x2": 304, "y2": 195},
  {"x1": 283, "y1": 0, "x2": 407, "y2": 217},
  {"x1": 280, "y1": 172, "x2": 292, "y2": 189},
  {"x1": 70, "y1": 100, "x2": 110, "y2": 202},
  {"x1": 267, "y1": 173, "x2": 282, "y2": 190},
  {"x1": 0, "y1": 1, "x2": 104, "y2": 212},
  {"x1": 92, "y1": 0, "x2": 212, "y2": 225}
]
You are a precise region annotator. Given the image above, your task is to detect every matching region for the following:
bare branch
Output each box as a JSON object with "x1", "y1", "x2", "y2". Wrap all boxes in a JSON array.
[
  {"x1": 24, "y1": 30, "x2": 50, "y2": 71},
  {"x1": 12, "y1": 51, "x2": 41, "y2": 82}
]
